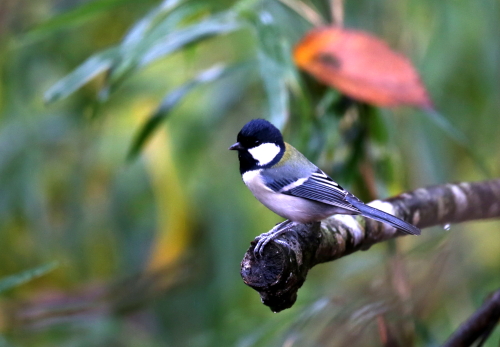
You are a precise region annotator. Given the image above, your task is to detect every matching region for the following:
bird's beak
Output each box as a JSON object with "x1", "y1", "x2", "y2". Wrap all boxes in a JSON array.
[{"x1": 229, "y1": 142, "x2": 244, "y2": 150}]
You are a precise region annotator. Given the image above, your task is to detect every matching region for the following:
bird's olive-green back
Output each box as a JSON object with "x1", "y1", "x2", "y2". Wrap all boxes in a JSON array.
[{"x1": 260, "y1": 143, "x2": 318, "y2": 184}]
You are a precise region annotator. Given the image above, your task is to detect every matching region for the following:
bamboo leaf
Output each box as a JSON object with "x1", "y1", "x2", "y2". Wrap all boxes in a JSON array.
[
  {"x1": 253, "y1": 9, "x2": 290, "y2": 129},
  {"x1": 45, "y1": 2, "x2": 241, "y2": 103},
  {"x1": 127, "y1": 64, "x2": 235, "y2": 160},
  {"x1": 424, "y1": 109, "x2": 491, "y2": 177},
  {"x1": 0, "y1": 262, "x2": 58, "y2": 294},
  {"x1": 121, "y1": 0, "x2": 183, "y2": 48},
  {"x1": 139, "y1": 11, "x2": 241, "y2": 67},
  {"x1": 105, "y1": 2, "x2": 206, "y2": 89},
  {"x1": 24, "y1": 0, "x2": 144, "y2": 42},
  {"x1": 44, "y1": 48, "x2": 119, "y2": 103},
  {"x1": 257, "y1": 50, "x2": 289, "y2": 129}
]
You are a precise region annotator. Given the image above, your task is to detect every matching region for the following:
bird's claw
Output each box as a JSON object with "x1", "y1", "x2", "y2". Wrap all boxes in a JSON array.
[{"x1": 254, "y1": 220, "x2": 293, "y2": 257}]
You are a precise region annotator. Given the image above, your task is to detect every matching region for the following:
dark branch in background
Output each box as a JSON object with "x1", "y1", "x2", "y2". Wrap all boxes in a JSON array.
[
  {"x1": 442, "y1": 289, "x2": 500, "y2": 347},
  {"x1": 240, "y1": 179, "x2": 500, "y2": 312}
]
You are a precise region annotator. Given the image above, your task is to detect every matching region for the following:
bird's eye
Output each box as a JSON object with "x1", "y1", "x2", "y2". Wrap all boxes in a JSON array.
[{"x1": 253, "y1": 140, "x2": 260, "y2": 146}]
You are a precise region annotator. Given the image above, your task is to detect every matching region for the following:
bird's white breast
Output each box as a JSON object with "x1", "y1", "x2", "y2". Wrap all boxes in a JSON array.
[{"x1": 242, "y1": 170, "x2": 344, "y2": 223}]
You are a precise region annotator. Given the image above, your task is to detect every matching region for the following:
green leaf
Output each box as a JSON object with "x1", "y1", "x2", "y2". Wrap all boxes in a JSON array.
[
  {"x1": 44, "y1": 47, "x2": 119, "y2": 104},
  {"x1": 23, "y1": 0, "x2": 146, "y2": 42},
  {"x1": 252, "y1": 8, "x2": 291, "y2": 129},
  {"x1": 257, "y1": 50, "x2": 289, "y2": 129},
  {"x1": 127, "y1": 64, "x2": 237, "y2": 160},
  {"x1": 43, "y1": 0, "x2": 199, "y2": 103},
  {"x1": 105, "y1": 2, "x2": 206, "y2": 90},
  {"x1": 424, "y1": 109, "x2": 491, "y2": 177},
  {"x1": 139, "y1": 11, "x2": 241, "y2": 67},
  {"x1": 0, "y1": 262, "x2": 59, "y2": 294},
  {"x1": 120, "y1": 0, "x2": 184, "y2": 48},
  {"x1": 45, "y1": 2, "x2": 241, "y2": 103},
  {"x1": 315, "y1": 89, "x2": 340, "y2": 117}
]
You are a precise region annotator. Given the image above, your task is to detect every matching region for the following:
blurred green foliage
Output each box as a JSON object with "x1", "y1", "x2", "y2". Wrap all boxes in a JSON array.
[
  {"x1": 0, "y1": 0, "x2": 500, "y2": 346},
  {"x1": 0, "y1": 263, "x2": 58, "y2": 294}
]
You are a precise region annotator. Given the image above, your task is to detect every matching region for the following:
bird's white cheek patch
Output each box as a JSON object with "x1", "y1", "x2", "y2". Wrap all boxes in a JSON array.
[{"x1": 248, "y1": 143, "x2": 281, "y2": 166}]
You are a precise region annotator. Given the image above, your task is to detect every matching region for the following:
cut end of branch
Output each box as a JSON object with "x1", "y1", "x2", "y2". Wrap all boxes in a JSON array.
[{"x1": 240, "y1": 222, "x2": 321, "y2": 312}]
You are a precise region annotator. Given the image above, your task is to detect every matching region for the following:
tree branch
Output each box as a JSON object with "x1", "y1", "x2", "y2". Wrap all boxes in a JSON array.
[
  {"x1": 240, "y1": 179, "x2": 500, "y2": 312},
  {"x1": 442, "y1": 289, "x2": 500, "y2": 347}
]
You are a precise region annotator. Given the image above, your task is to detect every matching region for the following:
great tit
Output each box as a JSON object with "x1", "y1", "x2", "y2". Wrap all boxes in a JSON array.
[{"x1": 229, "y1": 119, "x2": 420, "y2": 254}]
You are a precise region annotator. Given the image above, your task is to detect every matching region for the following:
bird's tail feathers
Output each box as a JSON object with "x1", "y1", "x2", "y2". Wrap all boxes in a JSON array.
[{"x1": 346, "y1": 196, "x2": 421, "y2": 236}]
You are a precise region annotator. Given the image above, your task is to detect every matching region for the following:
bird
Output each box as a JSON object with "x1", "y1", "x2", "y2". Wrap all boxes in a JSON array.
[{"x1": 229, "y1": 119, "x2": 420, "y2": 255}]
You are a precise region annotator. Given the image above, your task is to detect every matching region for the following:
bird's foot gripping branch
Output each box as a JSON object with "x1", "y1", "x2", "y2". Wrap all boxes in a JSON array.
[
  {"x1": 240, "y1": 179, "x2": 500, "y2": 312},
  {"x1": 241, "y1": 221, "x2": 321, "y2": 313}
]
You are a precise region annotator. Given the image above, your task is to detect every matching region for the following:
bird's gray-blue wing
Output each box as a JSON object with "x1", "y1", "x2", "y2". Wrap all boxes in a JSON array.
[{"x1": 266, "y1": 169, "x2": 360, "y2": 213}]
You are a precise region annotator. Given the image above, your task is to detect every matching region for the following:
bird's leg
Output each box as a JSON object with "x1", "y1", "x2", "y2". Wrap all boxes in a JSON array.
[
  {"x1": 254, "y1": 220, "x2": 295, "y2": 256},
  {"x1": 256, "y1": 220, "x2": 292, "y2": 239}
]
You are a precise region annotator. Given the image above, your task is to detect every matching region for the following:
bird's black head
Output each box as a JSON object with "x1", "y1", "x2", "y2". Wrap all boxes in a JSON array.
[{"x1": 229, "y1": 119, "x2": 285, "y2": 174}]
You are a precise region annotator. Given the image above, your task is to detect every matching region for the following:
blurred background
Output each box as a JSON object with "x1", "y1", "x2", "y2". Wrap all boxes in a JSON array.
[{"x1": 0, "y1": 0, "x2": 499, "y2": 346}]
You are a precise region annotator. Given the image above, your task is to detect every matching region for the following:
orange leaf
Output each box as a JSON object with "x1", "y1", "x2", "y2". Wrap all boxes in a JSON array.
[{"x1": 294, "y1": 27, "x2": 432, "y2": 108}]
